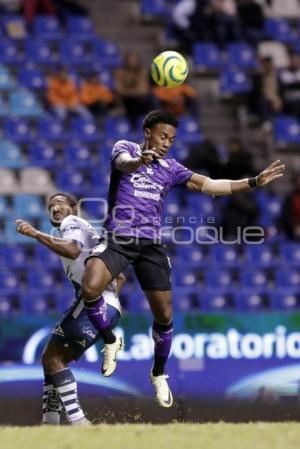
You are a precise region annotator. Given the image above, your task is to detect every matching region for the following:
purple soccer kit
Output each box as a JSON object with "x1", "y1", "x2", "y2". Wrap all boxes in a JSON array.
[{"x1": 105, "y1": 140, "x2": 193, "y2": 240}]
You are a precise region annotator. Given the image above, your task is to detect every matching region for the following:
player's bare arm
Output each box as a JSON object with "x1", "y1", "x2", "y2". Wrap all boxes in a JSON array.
[
  {"x1": 186, "y1": 160, "x2": 285, "y2": 195},
  {"x1": 15, "y1": 219, "x2": 81, "y2": 260}
]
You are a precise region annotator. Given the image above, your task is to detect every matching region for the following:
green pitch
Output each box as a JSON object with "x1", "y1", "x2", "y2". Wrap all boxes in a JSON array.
[{"x1": 1, "y1": 423, "x2": 299, "y2": 449}]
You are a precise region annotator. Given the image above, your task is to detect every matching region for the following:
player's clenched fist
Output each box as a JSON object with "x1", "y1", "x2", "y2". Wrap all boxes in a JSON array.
[{"x1": 15, "y1": 219, "x2": 38, "y2": 238}]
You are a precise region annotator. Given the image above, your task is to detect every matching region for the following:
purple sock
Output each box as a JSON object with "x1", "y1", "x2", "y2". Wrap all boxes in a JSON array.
[
  {"x1": 152, "y1": 321, "x2": 173, "y2": 376},
  {"x1": 84, "y1": 296, "x2": 116, "y2": 344}
]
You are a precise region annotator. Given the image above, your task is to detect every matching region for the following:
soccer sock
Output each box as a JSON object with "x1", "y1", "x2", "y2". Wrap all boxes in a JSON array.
[
  {"x1": 152, "y1": 321, "x2": 173, "y2": 377},
  {"x1": 51, "y1": 368, "x2": 85, "y2": 424},
  {"x1": 84, "y1": 296, "x2": 116, "y2": 344},
  {"x1": 42, "y1": 374, "x2": 62, "y2": 425}
]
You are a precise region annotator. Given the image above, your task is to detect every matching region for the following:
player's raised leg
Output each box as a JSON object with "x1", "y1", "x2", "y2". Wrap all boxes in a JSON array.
[
  {"x1": 81, "y1": 256, "x2": 123, "y2": 376},
  {"x1": 42, "y1": 342, "x2": 90, "y2": 426},
  {"x1": 145, "y1": 290, "x2": 174, "y2": 408}
]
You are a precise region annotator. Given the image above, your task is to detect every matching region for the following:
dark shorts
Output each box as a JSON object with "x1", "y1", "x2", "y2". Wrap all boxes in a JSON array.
[
  {"x1": 48, "y1": 298, "x2": 121, "y2": 361},
  {"x1": 86, "y1": 235, "x2": 172, "y2": 291}
]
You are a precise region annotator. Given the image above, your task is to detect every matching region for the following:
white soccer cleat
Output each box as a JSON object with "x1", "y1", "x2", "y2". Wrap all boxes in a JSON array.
[
  {"x1": 102, "y1": 336, "x2": 123, "y2": 377},
  {"x1": 150, "y1": 373, "x2": 173, "y2": 408}
]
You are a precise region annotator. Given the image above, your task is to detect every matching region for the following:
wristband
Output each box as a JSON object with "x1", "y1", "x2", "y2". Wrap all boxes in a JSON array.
[{"x1": 248, "y1": 177, "x2": 258, "y2": 188}]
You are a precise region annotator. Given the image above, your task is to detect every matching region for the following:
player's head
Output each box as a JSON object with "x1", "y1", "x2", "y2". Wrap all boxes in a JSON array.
[
  {"x1": 47, "y1": 192, "x2": 78, "y2": 227},
  {"x1": 142, "y1": 110, "x2": 179, "y2": 158}
]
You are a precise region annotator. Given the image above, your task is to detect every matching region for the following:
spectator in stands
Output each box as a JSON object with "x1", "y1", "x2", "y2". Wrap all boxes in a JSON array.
[
  {"x1": 280, "y1": 173, "x2": 300, "y2": 241},
  {"x1": 53, "y1": 0, "x2": 88, "y2": 23},
  {"x1": 248, "y1": 56, "x2": 282, "y2": 123},
  {"x1": 222, "y1": 137, "x2": 256, "y2": 179},
  {"x1": 207, "y1": 0, "x2": 241, "y2": 48},
  {"x1": 279, "y1": 51, "x2": 300, "y2": 119},
  {"x1": 183, "y1": 138, "x2": 223, "y2": 177},
  {"x1": 153, "y1": 83, "x2": 198, "y2": 118},
  {"x1": 80, "y1": 73, "x2": 114, "y2": 122},
  {"x1": 22, "y1": 0, "x2": 57, "y2": 26},
  {"x1": 47, "y1": 67, "x2": 91, "y2": 121},
  {"x1": 236, "y1": 0, "x2": 265, "y2": 47},
  {"x1": 114, "y1": 52, "x2": 153, "y2": 128}
]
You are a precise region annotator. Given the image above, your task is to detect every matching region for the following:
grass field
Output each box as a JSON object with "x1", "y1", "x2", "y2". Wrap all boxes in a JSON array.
[{"x1": 1, "y1": 423, "x2": 299, "y2": 449}]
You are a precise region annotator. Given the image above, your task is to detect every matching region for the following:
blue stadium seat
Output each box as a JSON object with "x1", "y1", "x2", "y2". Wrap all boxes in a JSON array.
[
  {"x1": 173, "y1": 287, "x2": 199, "y2": 311},
  {"x1": 33, "y1": 244, "x2": 61, "y2": 269},
  {"x1": 0, "y1": 40, "x2": 23, "y2": 64},
  {"x1": 0, "y1": 95, "x2": 7, "y2": 116},
  {"x1": 37, "y1": 117, "x2": 66, "y2": 141},
  {"x1": 21, "y1": 289, "x2": 57, "y2": 314},
  {"x1": 0, "y1": 64, "x2": 16, "y2": 90},
  {"x1": 234, "y1": 289, "x2": 267, "y2": 311},
  {"x1": 104, "y1": 116, "x2": 132, "y2": 140},
  {"x1": 28, "y1": 140, "x2": 58, "y2": 168},
  {"x1": 211, "y1": 244, "x2": 240, "y2": 267},
  {"x1": 273, "y1": 116, "x2": 300, "y2": 144},
  {"x1": 3, "y1": 221, "x2": 31, "y2": 244},
  {"x1": 18, "y1": 66, "x2": 46, "y2": 90},
  {"x1": 200, "y1": 288, "x2": 233, "y2": 312},
  {"x1": 176, "y1": 116, "x2": 203, "y2": 143},
  {"x1": 12, "y1": 194, "x2": 45, "y2": 218},
  {"x1": 227, "y1": 43, "x2": 257, "y2": 69},
  {"x1": 55, "y1": 169, "x2": 89, "y2": 194},
  {"x1": 256, "y1": 192, "x2": 282, "y2": 220},
  {"x1": 80, "y1": 198, "x2": 108, "y2": 223},
  {"x1": 0, "y1": 271, "x2": 19, "y2": 291},
  {"x1": 173, "y1": 267, "x2": 198, "y2": 287},
  {"x1": 244, "y1": 244, "x2": 276, "y2": 267},
  {"x1": 60, "y1": 40, "x2": 92, "y2": 66},
  {"x1": 279, "y1": 243, "x2": 300, "y2": 267},
  {"x1": 1, "y1": 15, "x2": 26, "y2": 39},
  {"x1": 185, "y1": 193, "x2": 214, "y2": 215},
  {"x1": 192, "y1": 43, "x2": 223, "y2": 70},
  {"x1": 205, "y1": 269, "x2": 233, "y2": 288},
  {"x1": 3, "y1": 118, "x2": 32, "y2": 143},
  {"x1": 66, "y1": 16, "x2": 95, "y2": 39},
  {"x1": 9, "y1": 88, "x2": 44, "y2": 117},
  {"x1": 175, "y1": 244, "x2": 207, "y2": 267},
  {"x1": 0, "y1": 292, "x2": 19, "y2": 315},
  {"x1": 275, "y1": 269, "x2": 300, "y2": 287},
  {"x1": 33, "y1": 15, "x2": 63, "y2": 41},
  {"x1": 240, "y1": 269, "x2": 269, "y2": 288},
  {"x1": 0, "y1": 196, "x2": 9, "y2": 218},
  {"x1": 63, "y1": 141, "x2": 96, "y2": 167},
  {"x1": 92, "y1": 40, "x2": 122, "y2": 67},
  {"x1": 0, "y1": 139, "x2": 25, "y2": 168},
  {"x1": 26, "y1": 269, "x2": 57, "y2": 290},
  {"x1": 125, "y1": 290, "x2": 150, "y2": 312},
  {"x1": 0, "y1": 244, "x2": 27, "y2": 268},
  {"x1": 70, "y1": 117, "x2": 101, "y2": 142},
  {"x1": 140, "y1": 0, "x2": 169, "y2": 16},
  {"x1": 265, "y1": 19, "x2": 296, "y2": 44},
  {"x1": 269, "y1": 289, "x2": 300, "y2": 311},
  {"x1": 25, "y1": 40, "x2": 57, "y2": 65},
  {"x1": 37, "y1": 217, "x2": 58, "y2": 235},
  {"x1": 220, "y1": 70, "x2": 252, "y2": 94}
]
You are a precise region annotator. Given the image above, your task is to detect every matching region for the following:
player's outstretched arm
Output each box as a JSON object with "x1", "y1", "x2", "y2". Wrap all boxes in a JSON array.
[
  {"x1": 15, "y1": 219, "x2": 81, "y2": 260},
  {"x1": 115, "y1": 137, "x2": 163, "y2": 174},
  {"x1": 186, "y1": 160, "x2": 285, "y2": 195}
]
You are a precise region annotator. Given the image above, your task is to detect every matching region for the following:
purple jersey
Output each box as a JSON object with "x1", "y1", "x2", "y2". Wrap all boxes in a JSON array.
[{"x1": 105, "y1": 140, "x2": 193, "y2": 239}]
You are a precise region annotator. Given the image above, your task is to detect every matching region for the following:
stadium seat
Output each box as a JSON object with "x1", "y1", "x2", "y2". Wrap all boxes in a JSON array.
[
  {"x1": 0, "y1": 139, "x2": 26, "y2": 168},
  {"x1": 244, "y1": 244, "x2": 277, "y2": 267},
  {"x1": 0, "y1": 64, "x2": 16, "y2": 90},
  {"x1": 66, "y1": 16, "x2": 95, "y2": 39},
  {"x1": 0, "y1": 196, "x2": 9, "y2": 217},
  {"x1": 3, "y1": 118, "x2": 32, "y2": 143},
  {"x1": 21, "y1": 289, "x2": 57, "y2": 314},
  {"x1": 55, "y1": 169, "x2": 89, "y2": 194},
  {"x1": 200, "y1": 288, "x2": 233, "y2": 312},
  {"x1": 28, "y1": 140, "x2": 58, "y2": 168},
  {"x1": 176, "y1": 116, "x2": 203, "y2": 143},
  {"x1": 92, "y1": 40, "x2": 122, "y2": 67},
  {"x1": 240, "y1": 269, "x2": 269, "y2": 288},
  {"x1": 234, "y1": 289, "x2": 267, "y2": 311},
  {"x1": 9, "y1": 88, "x2": 44, "y2": 117},
  {"x1": 173, "y1": 287, "x2": 199, "y2": 311},
  {"x1": 19, "y1": 168, "x2": 56, "y2": 194},
  {"x1": 12, "y1": 194, "x2": 45, "y2": 218},
  {"x1": 269, "y1": 289, "x2": 299, "y2": 311},
  {"x1": 227, "y1": 43, "x2": 257, "y2": 69},
  {"x1": 0, "y1": 292, "x2": 19, "y2": 315},
  {"x1": 80, "y1": 197, "x2": 108, "y2": 223},
  {"x1": 0, "y1": 40, "x2": 23, "y2": 64},
  {"x1": 256, "y1": 192, "x2": 282, "y2": 220},
  {"x1": 0, "y1": 271, "x2": 19, "y2": 291},
  {"x1": 265, "y1": 19, "x2": 296, "y2": 44},
  {"x1": 0, "y1": 94, "x2": 7, "y2": 117},
  {"x1": 173, "y1": 267, "x2": 198, "y2": 287},
  {"x1": 125, "y1": 290, "x2": 150, "y2": 312},
  {"x1": 279, "y1": 243, "x2": 300, "y2": 267},
  {"x1": 25, "y1": 40, "x2": 58, "y2": 65},
  {"x1": 0, "y1": 169, "x2": 19, "y2": 194},
  {"x1": 69, "y1": 118, "x2": 101, "y2": 142},
  {"x1": 175, "y1": 244, "x2": 207, "y2": 268},
  {"x1": 26, "y1": 269, "x2": 57, "y2": 290},
  {"x1": 211, "y1": 244, "x2": 240, "y2": 267},
  {"x1": 275, "y1": 269, "x2": 300, "y2": 287},
  {"x1": 37, "y1": 117, "x2": 66, "y2": 141},
  {"x1": 192, "y1": 43, "x2": 224, "y2": 70},
  {"x1": 204, "y1": 269, "x2": 233, "y2": 288},
  {"x1": 140, "y1": 0, "x2": 169, "y2": 17},
  {"x1": 273, "y1": 116, "x2": 300, "y2": 144},
  {"x1": 1, "y1": 15, "x2": 26, "y2": 39},
  {"x1": 220, "y1": 70, "x2": 252, "y2": 95},
  {"x1": 33, "y1": 15, "x2": 63, "y2": 41},
  {"x1": 3, "y1": 220, "x2": 31, "y2": 244},
  {"x1": 60, "y1": 40, "x2": 92, "y2": 66},
  {"x1": 33, "y1": 244, "x2": 61, "y2": 269},
  {"x1": 18, "y1": 66, "x2": 47, "y2": 90},
  {"x1": 104, "y1": 116, "x2": 132, "y2": 140},
  {"x1": 63, "y1": 141, "x2": 96, "y2": 167},
  {"x1": 0, "y1": 244, "x2": 27, "y2": 268}
]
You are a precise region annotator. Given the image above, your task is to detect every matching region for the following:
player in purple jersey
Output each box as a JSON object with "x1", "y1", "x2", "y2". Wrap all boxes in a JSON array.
[{"x1": 81, "y1": 110, "x2": 285, "y2": 408}]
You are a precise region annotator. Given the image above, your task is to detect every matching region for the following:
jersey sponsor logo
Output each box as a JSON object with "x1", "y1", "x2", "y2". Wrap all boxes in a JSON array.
[
  {"x1": 130, "y1": 173, "x2": 164, "y2": 192},
  {"x1": 61, "y1": 225, "x2": 81, "y2": 233},
  {"x1": 134, "y1": 190, "x2": 160, "y2": 201}
]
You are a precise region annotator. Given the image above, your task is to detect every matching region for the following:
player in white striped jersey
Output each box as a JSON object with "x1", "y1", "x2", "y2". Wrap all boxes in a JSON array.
[{"x1": 16, "y1": 192, "x2": 124, "y2": 426}]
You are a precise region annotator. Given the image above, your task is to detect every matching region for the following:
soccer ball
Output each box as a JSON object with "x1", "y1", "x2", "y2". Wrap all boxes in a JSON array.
[{"x1": 151, "y1": 51, "x2": 188, "y2": 88}]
